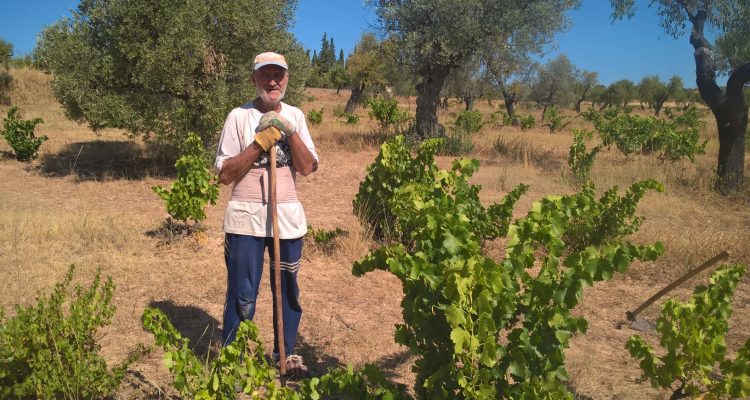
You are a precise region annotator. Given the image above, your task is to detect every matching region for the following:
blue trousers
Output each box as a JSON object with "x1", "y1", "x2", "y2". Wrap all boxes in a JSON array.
[{"x1": 222, "y1": 233, "x2": 303, "y2": 357}]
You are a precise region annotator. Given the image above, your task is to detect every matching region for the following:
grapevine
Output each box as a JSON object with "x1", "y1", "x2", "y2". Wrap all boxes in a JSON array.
[{"x1": 352, "y1": 135, "x2": 664, "y2": 399}]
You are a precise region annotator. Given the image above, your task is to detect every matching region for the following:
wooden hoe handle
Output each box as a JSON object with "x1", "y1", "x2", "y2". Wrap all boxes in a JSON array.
[
  {"x1": 627, "y1": 250, "x2": 730, "y2": 321},
  {"x1": 266, "y1": 127, "x2": 286, "y2": 375}
]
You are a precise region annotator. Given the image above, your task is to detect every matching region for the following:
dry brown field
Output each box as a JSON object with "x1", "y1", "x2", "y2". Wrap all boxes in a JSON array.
[{"x1": 1, "y1": 69, "x2": 749, "y2": 399}]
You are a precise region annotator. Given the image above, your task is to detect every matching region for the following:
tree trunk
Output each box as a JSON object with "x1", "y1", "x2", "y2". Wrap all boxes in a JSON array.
[
  {"x1": 715, "y1": 64, "x2": 749, "y2": 194},
  {"x1": 345, "y1": 82, "x2": 365, "y2": 113},
  {"x1": 501, "y1": 87, "x2": 519, "y2": 126},
  {"x1": 415, "y1": 65, "x2": 451, "y2": 140},
  {"x1": 575, "y1": 86, "x2": 591, "y2": 113},
  {"x1": 654, "y1": 102, "x2": 663, "y2": 116},
  {"x1": 685, "y1": 8, "x2": 748, "y2": 193},
  {"x1": 463, "y1": 96, "x2": 474, "y2": 111}
]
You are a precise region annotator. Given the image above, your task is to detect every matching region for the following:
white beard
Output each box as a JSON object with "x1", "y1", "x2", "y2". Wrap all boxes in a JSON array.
[{"x1": 256, "y1": 85, "x2": 286, "y2": 104}]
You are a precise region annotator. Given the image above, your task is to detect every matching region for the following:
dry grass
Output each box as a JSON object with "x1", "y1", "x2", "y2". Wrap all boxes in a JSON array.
[{"x1": 1, "y1": 71, "x2": 749, "y2": 399}]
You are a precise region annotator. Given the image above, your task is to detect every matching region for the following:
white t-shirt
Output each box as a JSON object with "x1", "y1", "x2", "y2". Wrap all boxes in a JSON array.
[{"x1": 215, "y1": 101, "x2": 318, "y2": 239}]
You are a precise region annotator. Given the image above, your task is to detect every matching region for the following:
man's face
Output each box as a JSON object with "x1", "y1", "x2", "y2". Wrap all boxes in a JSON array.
[{"x1": 252, "y1": 65, "x2": 288, "y2": 104}]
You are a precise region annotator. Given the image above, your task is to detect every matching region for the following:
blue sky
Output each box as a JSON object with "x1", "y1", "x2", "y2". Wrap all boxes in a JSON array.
[{"x1": 0, "y1": 0, "x2": 717, "y2": 87}]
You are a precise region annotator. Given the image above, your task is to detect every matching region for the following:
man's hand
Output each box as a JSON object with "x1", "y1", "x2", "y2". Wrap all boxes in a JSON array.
[
  {"x1": 257, "y1": 111, "x2": 297, "y2": 138},
  {"x1": 253, "y1": 125, "x2": 282, "y2": 152}
]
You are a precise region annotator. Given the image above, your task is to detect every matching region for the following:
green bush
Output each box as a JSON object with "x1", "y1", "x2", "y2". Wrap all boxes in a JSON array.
[
  {"x1": 567, "y1": 129, "x2": 602, "y2": 185},
  {"x1": 519, "y1": 114, "x2": 535, "y2": 131},
  {"x1": 563, "y1": 179, "x2": 664, "y2": 252},
  {"x1": 353, "y1": 136, "x2": 443, "y2": 243},
  {"x1": 453, "y1": 110, "x2": 483, "y2": 133},
  {"x1": 489, "y1": 110, "x2": 512, "y2": 128},
  {"x1": 307, "y1": 108, "x2": 323, "y2": 125},
  {"x1": 367, "y1": 97, "x2": 411, "y2": 136},
  {"x1": 306, "y1": 224, "x2": 346, "y2": 254},
  {"x1": 353, "y1": 135, "x2": 527, "y2": 245},
  {"x1": 0, "y1": 265, "x2": 136, "y2": 399},
  {"x1": 152, "y1": 132, "x2": 219, "y2": 232},
  {"x1": 542, "y1": 107, "x2": 570, "y2": 133},
  {"x1": 582, "y1": 107, "x2": 707, "y2": 161},
  {"x1": 143, "y1": 308, "x2": 409, "y2": 399},
  {"x1": 341, "y1": 112, "x2": 360, "y2": 124},
  {"x1": 1, "y1": 107, "x2": 46, "y2": 161},
  {"x1": 627, "y1": 265, "x2": 750, "y2": 399},
  {"x1": 142, "y1": 308, "x2": 293, "y2": 399},
  {"x1": 352, "y1": 136, "x2": 663, "y2": 398}
]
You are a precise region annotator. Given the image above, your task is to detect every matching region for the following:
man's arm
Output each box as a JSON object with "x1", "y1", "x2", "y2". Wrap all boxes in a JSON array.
[
  {"x1": 288, "y1": 134, "x2": 318, "y2": 176},
  {"x1": 218, "y1": 142, "x2": 264, "y2": 185},
  {"x1": 253, "y1": 110, "x2": 318, "y2": 176}
]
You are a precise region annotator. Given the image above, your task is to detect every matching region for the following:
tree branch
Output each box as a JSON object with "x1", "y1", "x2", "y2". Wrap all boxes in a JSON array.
[{"x1": 678, "y1": 3, "x2": 724, "y2": 113}]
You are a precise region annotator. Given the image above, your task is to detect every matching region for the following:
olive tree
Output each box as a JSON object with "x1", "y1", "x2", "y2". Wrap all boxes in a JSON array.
[
  {"x1": 344, "y1": 33, "x2": 388, "y2": 113},
  {"x1": 638, "y1": 75, "x2": 683, "y2": 115},
  {"x1": 369, "y1": 0, "x2": 580, "y2": 140},
  {"x1": 0, "y1": 38, "x2": 12, "y2": 105},
  {"x1": 529, "y1": 55, "x2": 578, "y2": 116},
  {"x1": 612, "y1": 0, "x2": 750, "y2": 194},
  {"x1": 601, "y1": 79, "x2": 637, "y2": 109},
  {"x1": 574, "y1": 70, "x2": 599, "y2": 112},
  {"x1": 485, "y1": 52, "x2": 537, "y2": 126},
  {"x1": 0, "y1": 39, "x2": 11, "y2": 69},
  {"x1": 329, "y1": 64, "x2": 349, "y2": 94},
  {"x1": 442, "y1": 54, "x2": 491, "y2": 111},
  {"x1": 36, "y1": 0, "x2": 310, "y2": 147}
]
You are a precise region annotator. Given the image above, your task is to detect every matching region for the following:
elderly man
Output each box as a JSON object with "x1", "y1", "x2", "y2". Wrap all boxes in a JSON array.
[{"x1": 214, "y1": 51, "x2": 318, "y2": 376}]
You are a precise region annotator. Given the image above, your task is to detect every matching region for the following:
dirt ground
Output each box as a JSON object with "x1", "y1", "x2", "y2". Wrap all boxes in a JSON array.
[{"x1": 1, "y1": 76, "x2": 749, "y2": 399}]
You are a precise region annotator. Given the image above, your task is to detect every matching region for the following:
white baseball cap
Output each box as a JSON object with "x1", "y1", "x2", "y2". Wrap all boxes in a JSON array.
[{"x1": 253, "y1": 52, "x2": 288, "y2": 70}]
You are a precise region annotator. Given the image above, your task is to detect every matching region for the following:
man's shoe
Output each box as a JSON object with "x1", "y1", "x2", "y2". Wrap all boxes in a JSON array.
[{"x1": 279, "y1": 354, "x2": 308, "y2": 378}]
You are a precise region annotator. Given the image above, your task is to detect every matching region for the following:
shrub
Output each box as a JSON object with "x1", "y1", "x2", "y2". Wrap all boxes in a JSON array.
[
  {"x1": 0, "y1": 265, "x2": 137, "y2": 399},
  {"x1": 567, "y1": 128, "x2": 602, "y2": 185},
  {"x1": 489, "y1": 110, "x2": 512, "y2": 128},
  {"x1": 453, "y1": 110, "x2": 484, "y2": 134},
  {"x1": 627, "y1": 265, "x2": 750, "y2": 399},
  {"x1": 306, "y1": 224, "x2": 346, "y2": 254},
  {"x1": 353, "y1": 136, "x2": 443, "y2": 243},
  {"x1": 353, "y1": 136, "x2": 663, "y2": 398},
  {"x1": 142, "y1": 308, "x2": 293, "y2": 399},
  {"x1": 341, "y1": 112, "x2": 360, "y2": 124},
  {"x1": 563, "y1": 179, "x2": 664, "y2": 252},
  {"x1": 519, "y1": 114, "x2": 535, "y2": 131},
  {"x1": 143, "y1": 308, "x2": 409, "y2": 399},
  {"x1": 542, "y1": 106, "x2": 571, "y2": 133},
  {"x1": 583, "y1": 107, "x2": 707, "y2": 161},
  {"x1": 367, "y1": 97, "x2": 411, "y2": 136},
  {"x1": 307, "y1": 108, "x2": 323, "y2": 125},
  {"x1": 1, "y1": 107, "x2": 46, "y2": 161},
  {"x1": 152, "y1": 132, "x2": 219, "y2": 232},
  {"x1": 354, "y1": 135, "x2": 527, "y2": 245}
]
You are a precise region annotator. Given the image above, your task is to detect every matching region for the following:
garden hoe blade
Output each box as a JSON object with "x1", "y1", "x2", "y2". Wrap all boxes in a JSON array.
[{"x1": 626, "y1": 313, "x2": 656, "y2": 333}]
